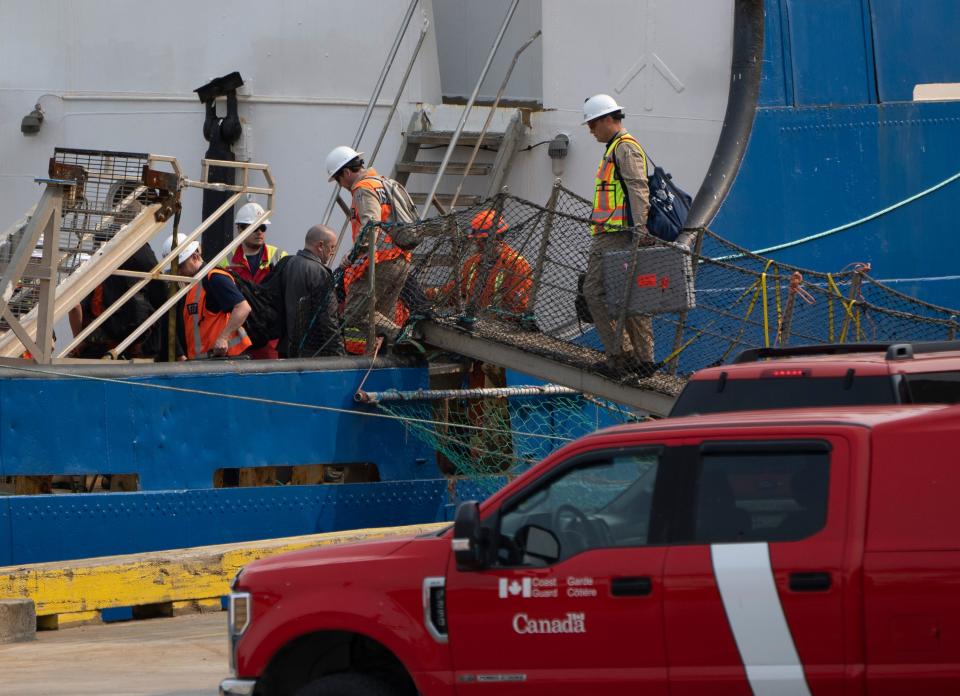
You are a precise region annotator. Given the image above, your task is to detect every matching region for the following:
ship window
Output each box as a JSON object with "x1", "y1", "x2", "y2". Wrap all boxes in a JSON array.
[
  {"x1": 0, "y1": 474, "x2": 139, "y2": 495},
  {"x1": 212, "y1": 463, "x2": 381, "y2": 488}
]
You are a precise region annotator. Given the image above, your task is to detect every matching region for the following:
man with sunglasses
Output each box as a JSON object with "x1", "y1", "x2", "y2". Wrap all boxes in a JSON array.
[
  {"x1": 220, "y1": 201, "x2": 288, "y2": 358},
  {"x1": 581, "y1": 93, "x2": 656, "y2": 378}
]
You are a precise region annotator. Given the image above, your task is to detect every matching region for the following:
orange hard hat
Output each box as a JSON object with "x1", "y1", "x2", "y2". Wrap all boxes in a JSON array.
[{"x1": 468, "y1": 209, "x2": 508, "y2": 238}]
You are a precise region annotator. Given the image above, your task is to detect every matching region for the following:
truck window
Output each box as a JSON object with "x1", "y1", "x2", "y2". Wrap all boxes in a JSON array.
[
  {"x1": 495, "y1": 451, "x2": 661, "y2": 567},
  {"x1": 678, "y1": 448, "x2": 830, "y2": 544},
  {"x1": 902, "y1": 371, "x2": 960, "y2": 404},
  {"x1": 670, "y1": 376, "x2": 896, "y2": 416}
]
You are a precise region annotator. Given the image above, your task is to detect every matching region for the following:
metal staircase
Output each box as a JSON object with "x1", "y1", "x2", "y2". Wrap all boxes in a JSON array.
[
  {"x1": 392, "y1": 104, "x2": 526, "y2": 214},
  {"x1": 0, "y1": 147, "x2": 275, "y2": 363}
]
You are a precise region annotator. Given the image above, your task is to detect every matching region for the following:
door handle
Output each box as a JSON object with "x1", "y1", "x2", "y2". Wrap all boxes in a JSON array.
[
  {"x1": 611, "y1": 576, "x2": 652, "y2": 596},
  {"x1": 789, "y1": 572, "x2": 831, "y2": 592}
]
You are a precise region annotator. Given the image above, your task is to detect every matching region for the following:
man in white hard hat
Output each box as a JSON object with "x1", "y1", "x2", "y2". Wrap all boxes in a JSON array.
[
  {"x1": 581, "y1": 93, "x2": 656, "y2": 377},
  {"x1": 219, "y1": 201, "x2": 287, "y2": 359},
  {"x1": 162, "y1": 235, "x2": 252, "y2": 359},
  {"x1": 325, "y1": 145, "x2": 413, "y2": 355}
]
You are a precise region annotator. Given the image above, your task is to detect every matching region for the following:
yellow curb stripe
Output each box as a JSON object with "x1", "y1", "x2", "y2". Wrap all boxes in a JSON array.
[{"x1": 0, "y1": 523, "x2": 447, "y2": 617}]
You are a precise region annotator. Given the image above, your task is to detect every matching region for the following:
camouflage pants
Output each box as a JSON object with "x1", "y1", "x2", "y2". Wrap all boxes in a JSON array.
[
  {"x1": 343, "y1": 256, "x2": 410, "y2": 338},
  {"x1": 582, "y1": 231, "x2": 654, "y2": 362}
]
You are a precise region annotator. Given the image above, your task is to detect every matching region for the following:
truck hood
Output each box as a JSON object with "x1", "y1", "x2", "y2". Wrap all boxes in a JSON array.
[{"x1": 241, "y1": 535, "x2": 418, "y2": 578}]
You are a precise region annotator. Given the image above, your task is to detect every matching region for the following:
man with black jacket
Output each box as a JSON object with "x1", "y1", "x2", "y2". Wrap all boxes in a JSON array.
[{"x1": 276, "y1": 224, "x2": 345, "y2": 358}]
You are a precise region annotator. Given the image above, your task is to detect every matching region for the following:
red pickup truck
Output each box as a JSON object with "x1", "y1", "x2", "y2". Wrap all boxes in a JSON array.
[{"x1": 221, "y1": 404, "x2": 960, "y2": 695}]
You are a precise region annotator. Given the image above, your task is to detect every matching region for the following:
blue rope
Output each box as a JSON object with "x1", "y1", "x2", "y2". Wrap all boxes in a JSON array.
[{"x1": 749, "y1": 169, "x2": 960, "y2": 256}]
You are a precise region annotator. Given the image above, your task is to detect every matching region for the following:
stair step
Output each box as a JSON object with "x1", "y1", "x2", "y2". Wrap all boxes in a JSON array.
[
  {"x1": 410, "y1": 193, "x2": 483, "y2": 207},
  {"x1": 407, "y1": 131, "x2": 504, "y2": 148},
  {"x1": 396, "y1": 161, "x2": 492, "y2": 176}
]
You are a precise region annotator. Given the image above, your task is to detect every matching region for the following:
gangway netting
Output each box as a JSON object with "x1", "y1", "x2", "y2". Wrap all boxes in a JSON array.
[{"x1": 322, "y1": 183, "x2": 959, "y2": 481}]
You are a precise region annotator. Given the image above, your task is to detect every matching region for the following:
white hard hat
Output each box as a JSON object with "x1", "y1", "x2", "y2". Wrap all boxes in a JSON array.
[
  {"x1": 325, "y1": 145, "x2": 363, "y2": 181},
  {"x1": 236, "y1": 201, "x2": 270, "y2": 227},
  {"x1": 161, "y1": 235, "x2": 200, "y2": 269},
  {"x1": 582, "y1": 94, "x2": 624, "y2": 124}
]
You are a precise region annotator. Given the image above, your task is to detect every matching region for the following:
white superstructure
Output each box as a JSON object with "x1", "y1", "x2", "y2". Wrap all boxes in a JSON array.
[{"x1": 1, "y1": 0, "x2": 733, "y2": 255}]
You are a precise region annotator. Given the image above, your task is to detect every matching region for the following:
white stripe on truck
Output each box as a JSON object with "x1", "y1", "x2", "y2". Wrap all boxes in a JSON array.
[{"x1": 711, "y1": 543, "x2": 812, "y2": 696}]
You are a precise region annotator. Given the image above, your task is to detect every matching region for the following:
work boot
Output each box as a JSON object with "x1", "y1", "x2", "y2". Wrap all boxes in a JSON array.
[
  {"x1": 592, "y1": 353, "x2": 630, "y2": 377},
  {"x1": 634, "y1": 361, "x2": 659, "y2": 379}
]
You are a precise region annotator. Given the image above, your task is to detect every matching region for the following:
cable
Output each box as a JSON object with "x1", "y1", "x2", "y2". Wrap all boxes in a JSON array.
[
  {"x1": 519, "y1": 139, "x2": 552, "y2": 152},
  {"x1": 750, "y1": 169, "x2": 960, "y2": 256},
  {"x1": 0, "y1": 362, "x2": 574, "y2": 443}
]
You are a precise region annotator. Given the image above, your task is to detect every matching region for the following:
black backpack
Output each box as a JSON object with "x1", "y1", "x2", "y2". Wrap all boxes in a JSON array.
[
  {"x1": 614, "y1": 147, "x2": 692, "y2": 243},
  {"x1": 227, "y1": 260, "x2": 287, "y2": 349},
  {"x1": 646, "y1": 164, "x2": 692, "y2": 243}
]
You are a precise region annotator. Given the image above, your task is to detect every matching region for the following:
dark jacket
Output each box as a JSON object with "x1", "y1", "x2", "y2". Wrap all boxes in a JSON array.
[{"x1": 276, "y1": 249, "x2": 344, "y2": 357}]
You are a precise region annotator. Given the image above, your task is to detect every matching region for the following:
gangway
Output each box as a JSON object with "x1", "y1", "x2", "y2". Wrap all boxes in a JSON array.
[
  {"x1": 354, "y1": 182, "x2": 960, "y2": 420},
  {"x1": 418, "y1": 317, "x2": 681, "y2": 415}
]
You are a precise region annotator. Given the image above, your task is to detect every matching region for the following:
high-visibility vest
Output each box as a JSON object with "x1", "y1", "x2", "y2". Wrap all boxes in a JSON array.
[
  {"x1": 183, "y1": 269, "x2": 252, "y2": 359},
  {"x1": 459, "y1": 243, "x2": 532, "y2": 314},
  {"x1": 219, "y1": 243, "x2": 286, "y2": 284},
  {"x1": 349, "y1": 169, "x2": 411, "y2": 265},
  {"x1": 342, "y1": 169, "x2": 414, "y2": 354},
  {"x1": 591, "y1": 131, "x2": 646, "y2": 235}
]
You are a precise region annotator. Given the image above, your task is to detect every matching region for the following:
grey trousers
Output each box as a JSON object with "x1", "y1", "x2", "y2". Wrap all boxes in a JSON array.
[
  {"x1": 343, "y1": 256, "x2": 410, "y2": 337},
  {"x1": 582, "y1": 231, "x2": 654, "y2": 362}
]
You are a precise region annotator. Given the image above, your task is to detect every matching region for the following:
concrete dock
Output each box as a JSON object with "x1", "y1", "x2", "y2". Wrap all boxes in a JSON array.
[{"x1": 0, "y1": 612, "x2": 227, "y2": 696}]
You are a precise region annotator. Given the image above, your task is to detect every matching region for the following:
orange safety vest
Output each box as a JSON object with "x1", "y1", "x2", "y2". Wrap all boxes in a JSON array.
[
  {"x1": 342, "y1": 170, "x2": 412, "y2": 355},
  {"x1": 458, "y1": 243, "x2": 532, "y2": 314},
  {"x1": 592, "y1": 131, "x2": 646, "y2": 235},
  {"x1": 183, "y1": 269, "x2": 252, "y2": 359},
  {"x1": 343, "y1": 301, "x2": 410, "y2": 355},
  {"x1": 348, "y1": 169, "x2": 412, "y2": 265}
]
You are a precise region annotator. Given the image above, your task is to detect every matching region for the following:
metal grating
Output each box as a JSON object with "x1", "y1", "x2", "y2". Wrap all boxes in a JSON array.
[{"x1": 0, "y1": 148, "x2": 151, "y2": 328}]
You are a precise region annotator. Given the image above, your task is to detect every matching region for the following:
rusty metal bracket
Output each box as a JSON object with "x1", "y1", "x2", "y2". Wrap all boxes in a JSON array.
[
  {"x1": 142, "y1": 165, "x2": 179, "y2": 194},
  {"x1": 142, "y1": 165, "x2": 182, "y2": 222},
  {"x1": 47, "y1": 159, "x2": 86, "y2": 186}
]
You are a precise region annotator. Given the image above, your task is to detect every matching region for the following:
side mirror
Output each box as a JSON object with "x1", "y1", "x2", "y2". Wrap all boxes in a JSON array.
[{"x1": 452, "y1": 501, "x2": 485, "y2": 571}]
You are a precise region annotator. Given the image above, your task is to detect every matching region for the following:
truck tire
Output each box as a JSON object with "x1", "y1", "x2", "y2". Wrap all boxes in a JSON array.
[{"x1": 294, "y1": 672, "x2": 396, "y2": 696}]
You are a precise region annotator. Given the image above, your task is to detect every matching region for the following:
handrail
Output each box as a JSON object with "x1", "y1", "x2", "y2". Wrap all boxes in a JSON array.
[
  {"x1": 368, "y1": 16, "x2": 431, "y2": 170},
  {"x1": 331, "y1": 15, "x2": 431, "y2": 263},
  {"x1": 448, "y1": 29, "x2": 540, "y2": 211},
  {"x1": 418, "y1": 0, "x2": 520, "y2": 220},
  {"x1": 321, "y1": 0, "x2": 419, "y2": 226}
]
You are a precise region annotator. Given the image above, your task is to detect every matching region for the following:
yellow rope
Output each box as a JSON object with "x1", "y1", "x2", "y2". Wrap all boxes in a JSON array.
[
  {"x1": 761, "y1": 272, "x2": 770, "y2": 348},
  {"x1": 773, "y1": 266, "x2": 783, "y2": 336}
]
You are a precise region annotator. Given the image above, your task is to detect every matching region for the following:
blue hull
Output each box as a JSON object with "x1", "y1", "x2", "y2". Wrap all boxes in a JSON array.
[{"x1": 714, "y1": 0, "x2": 960, "y2": 310}]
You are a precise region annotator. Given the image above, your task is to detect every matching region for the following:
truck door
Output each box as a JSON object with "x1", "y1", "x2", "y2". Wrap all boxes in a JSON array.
[
  {"x1": 445, "y1": 447, "x2": 671, "y2": 695},
  {"x1": 663, "y1": 439, "x2": 851, "y2": 696}
]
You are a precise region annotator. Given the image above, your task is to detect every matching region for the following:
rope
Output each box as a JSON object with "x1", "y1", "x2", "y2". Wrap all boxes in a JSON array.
[
  {"x1": 751, "y1": 169, "x2": 960, "y2": 256},
  {"x1": 760, "y1": 271, "x2": 770, "y2": 348},
  {"x1": 0, "y1": 363, "x2": 574, "y2": 443}
]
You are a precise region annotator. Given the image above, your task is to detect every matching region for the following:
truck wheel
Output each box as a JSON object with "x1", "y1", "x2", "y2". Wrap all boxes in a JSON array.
[{"x1": 294, "y1": 672, "x2": 396, "y2": 696}]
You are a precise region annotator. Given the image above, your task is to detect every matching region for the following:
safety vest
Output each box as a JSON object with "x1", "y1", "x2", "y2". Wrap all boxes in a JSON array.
[
  {"x1": 460, "y1": 243, "x2": 532, "y2": 315},
  {"x1": 183, "y1": 269, "x2": 252, "y2": 359},
  {"x1": 591, "y1": 131, "x2": 646, "y2": 235},
  {"x1": 342, "y1": 169, "x2": 412, "y2": 355},
  {"x1": 342, "y1": 301, "x2": 411, "y2": 356},
  {"x1": 349, "y1": 169, "x2": 411, "y2": 263},
  {"x1": 219, "y1": 243, "x2": 286, "y2": 284}
]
